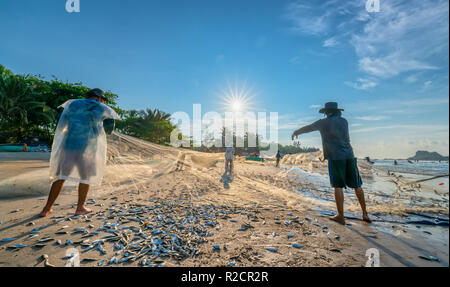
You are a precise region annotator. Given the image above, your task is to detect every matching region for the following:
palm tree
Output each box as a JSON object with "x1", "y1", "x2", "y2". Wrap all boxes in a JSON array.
[{"x1": 0, "y1": 74, "x2": 55, "y2": 142}]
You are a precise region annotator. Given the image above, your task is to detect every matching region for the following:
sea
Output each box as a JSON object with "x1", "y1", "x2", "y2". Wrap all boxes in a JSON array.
[{"x1": 372, "y1": 160, "x2": 449, "y2": 176}]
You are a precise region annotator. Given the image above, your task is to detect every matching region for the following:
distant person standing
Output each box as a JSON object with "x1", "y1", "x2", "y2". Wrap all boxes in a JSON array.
[
  {"x1": 39, "y1": 89, "x2": 120, "y2": 217},
  {"x1": 291, "y1": 102, "x2": 371, "y2": 225},
  {"x1": 176, "y1": 152, "x2": 186, "y2": 171},
  {"x1": 276, "y1": 151, "x2": 282, "y2": 167},
  {"x1": 225, "y1": 146, "x2": 235, "y2": 176}
]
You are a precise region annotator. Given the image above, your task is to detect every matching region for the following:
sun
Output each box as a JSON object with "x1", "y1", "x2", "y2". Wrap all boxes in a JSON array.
[
  {"x1": 232, "y1": 101, "x2": 241, "y2": 112},
  {"x1": 218, "y1": 81, "x2": 256, "y2": 113}
]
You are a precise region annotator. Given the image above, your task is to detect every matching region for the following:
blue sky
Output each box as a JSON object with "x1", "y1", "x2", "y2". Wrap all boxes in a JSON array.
[{"x1": 0, "y1": 0, "x2": 448, "y2": 158}]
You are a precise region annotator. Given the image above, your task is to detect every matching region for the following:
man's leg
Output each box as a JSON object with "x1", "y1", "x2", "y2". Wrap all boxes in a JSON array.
[
  {"x1": 330, "y1": 188, "x2": 346, "y2": 225},
  {"x1": 354, "y1": 187, "x2": 372, "y2": 223},
  {"x1": 75, "y1": 183, "x2": 92, "y2": 215},
  {"x1": 39, "y1": 180, "x2": 65, "y2": 217}
]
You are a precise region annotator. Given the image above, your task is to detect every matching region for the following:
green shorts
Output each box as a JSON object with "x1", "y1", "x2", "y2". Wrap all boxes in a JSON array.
[{"x1": 328, "y1": 158, "x2": 362, "y2": 188}]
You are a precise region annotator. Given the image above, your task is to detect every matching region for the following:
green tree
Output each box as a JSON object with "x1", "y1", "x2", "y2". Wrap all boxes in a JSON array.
[
  {"x1": 116, "y1": 109, "x2": 176, "y2": 145},
  {"x1": 0, "y1": 74, "x2": 55, "y2": 142}
]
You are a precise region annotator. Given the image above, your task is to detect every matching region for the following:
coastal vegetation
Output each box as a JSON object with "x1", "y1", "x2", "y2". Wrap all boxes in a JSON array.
[
  {"x1": 0, "y1": 65, "x2": 318, "y2": 154},
  {"x1": 0, "y1": 65, "x2": 175, "y2": 145}
]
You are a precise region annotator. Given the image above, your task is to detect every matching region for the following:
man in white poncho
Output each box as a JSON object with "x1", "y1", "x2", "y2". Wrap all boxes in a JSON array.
[{"x1": 39, "y1": 88, "x2": 120, "y2": 217}]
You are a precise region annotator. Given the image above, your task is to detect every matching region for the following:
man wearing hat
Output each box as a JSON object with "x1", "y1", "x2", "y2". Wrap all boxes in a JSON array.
[
  {"x1": 40, "y1": 88, "x2": 120, "y2": 217},
  {"x1": 291, "y1": 102, "x2": 371, "y2": 225}
]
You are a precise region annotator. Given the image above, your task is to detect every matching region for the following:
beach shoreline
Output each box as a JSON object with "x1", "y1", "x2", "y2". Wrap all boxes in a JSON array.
[{"x1": 0, "y1": 151, "x2": 448, "y2": 267}]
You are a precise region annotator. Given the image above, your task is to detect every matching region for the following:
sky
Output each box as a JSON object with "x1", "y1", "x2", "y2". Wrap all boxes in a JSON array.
[{"x1": 0, "y1": 0, "x2": 448, "y2": 158}]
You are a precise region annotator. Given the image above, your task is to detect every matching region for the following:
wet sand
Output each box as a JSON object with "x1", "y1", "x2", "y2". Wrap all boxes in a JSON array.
[{"x1": 0, "y1": 152, "x2": 448, "y2": 267}]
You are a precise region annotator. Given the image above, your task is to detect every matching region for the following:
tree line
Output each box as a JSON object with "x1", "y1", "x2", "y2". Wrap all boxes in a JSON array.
[
  {"x1": 0, "y1": 65, "x2": 176, "y2": 145},
  {"x1": 0, "y1": 65, "x2": 318, "y2": 154}
]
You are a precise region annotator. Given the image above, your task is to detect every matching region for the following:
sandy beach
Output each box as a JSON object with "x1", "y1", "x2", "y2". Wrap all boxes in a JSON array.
[{"x1": 0, "y1": 135, "x2": 448, "y2": 267}]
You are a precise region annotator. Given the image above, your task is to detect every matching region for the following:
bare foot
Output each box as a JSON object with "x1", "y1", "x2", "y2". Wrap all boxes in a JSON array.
[
  {"x1": 362, "y1": 214, "x2": 372, "y2": 223},
  {"x1": 39, "y1": 208, "x2": 53, "y2": 218},
  {"x1": 329, "y1": 215, "x2": 346, "y2": 225},
  {"x1": 75, "y1": 207, "x2": 93, "y2": 216}
]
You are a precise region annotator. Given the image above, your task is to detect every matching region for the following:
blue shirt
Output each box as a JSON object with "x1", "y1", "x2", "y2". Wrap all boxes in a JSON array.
[
  {"x1": 62, "y1": 99, "x2": 109, "y2": 151},
  {"x1": 225, "y1": 147, "x2": 235, "y2": 160},
  {"x1": 294, "y1": 114, "x2": 355, "y2": 160}
]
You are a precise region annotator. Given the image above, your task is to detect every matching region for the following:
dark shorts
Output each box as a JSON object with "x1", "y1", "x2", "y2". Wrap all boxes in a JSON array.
[
  {"x1": 56, "y1": 150, "x2": 96, "y2": 180},
  {"x1": 328, "y1": 158, "x2": 362, "y2": 188}
]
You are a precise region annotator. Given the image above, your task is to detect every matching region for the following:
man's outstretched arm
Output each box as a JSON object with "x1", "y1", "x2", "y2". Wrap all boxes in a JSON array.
[{"x1": 291, "y1": 120, "x2": 322, "y2": 140}]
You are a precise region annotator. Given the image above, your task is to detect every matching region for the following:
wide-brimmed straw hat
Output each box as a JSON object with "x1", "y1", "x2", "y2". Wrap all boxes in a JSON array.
[{"x1": 319, "y1": 102, "x2": 344, "y2": 114}]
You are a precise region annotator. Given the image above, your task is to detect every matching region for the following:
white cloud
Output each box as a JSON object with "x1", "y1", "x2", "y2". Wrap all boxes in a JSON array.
[
  {"x1": 323, "y1": 37, "x2": 338, "y2": 47},
  {"x1": 351, "y1": 0, "x2": 448, "y2": 78},
  {"x1": 284, "y1": 0, "x2": 449, "y2": 79},
  {"x1": 405, "y1": 74, "x2": 419, "y2": 83},
  {"x1": 309, "y1": 104, "x2": 322, "y2": 109},
  {"x1": 355, "y1": 115, "x2": 388, "y2": 121},
  {"x1": 352, "y1": 124, "x2": 448, "y2": 133},
  {"x1": 345, "y1": 78, "x2": 377, "y2": 90},
  {"x1": 284, "y1": 1, "x2": 331, "y2": 36},
  {"x1": 358, "y1": 56, "x2": 438, "y2": 78}
]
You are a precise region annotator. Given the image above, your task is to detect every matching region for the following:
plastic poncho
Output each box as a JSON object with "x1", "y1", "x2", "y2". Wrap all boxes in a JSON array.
[{"x1": 49, "y1": 99, "x2": 120, "y2": 186}]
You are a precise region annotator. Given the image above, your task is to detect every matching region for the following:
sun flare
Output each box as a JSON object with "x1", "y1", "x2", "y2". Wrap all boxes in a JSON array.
[
  {"x1": 232, "y1": 101, "x2": 241, "y2": 111},
  {"x1": 219, "y1": 81, "x2": 256, "y2": 113}
]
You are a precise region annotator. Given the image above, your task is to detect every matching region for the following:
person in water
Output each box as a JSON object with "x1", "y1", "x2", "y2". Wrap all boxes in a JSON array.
[
  {"x1": 40, "y1": 88, "x2": 119, "y2": 217},
  {"x1": 292, "y1": 102, "x2": 371, "y2": 225}
]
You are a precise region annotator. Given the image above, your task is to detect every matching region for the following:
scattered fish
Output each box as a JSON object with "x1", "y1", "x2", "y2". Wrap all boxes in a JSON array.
[
  {"x1": 292, "y1": 244, "x2": 303, "y2": 249},
  {"x1": 418, "y1": 255, "x2": 439, "y2": 262},
  {"x1": 1, "y1": 238, "x2": 16, "y2": 243},
  {"x1": 81, "y1": 258, "x2": 98, "y2": 263},
  {"x1": 109, "y1": 257, "x2": 118, "y2": 265},
  {"x1": 27, "y1": 235, "x2": 39, "y2": 240},
  {"x1": 7, "y1": 244, "x2": 27, "y2": 250},
  {"x1": 38, "y1": 237, "x2": 54, "y2": 243},
  {"x1": 266, "y1": 248, "x2": 277, "y2": 253}
]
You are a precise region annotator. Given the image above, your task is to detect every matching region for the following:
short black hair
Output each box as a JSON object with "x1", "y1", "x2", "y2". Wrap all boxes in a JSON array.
[
  {"x1": 86, "y1": 88, "x2": 107, "y2": 100},
  {"x1": 325, "y1": 110, "x2": 342, "y2": 116}
]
